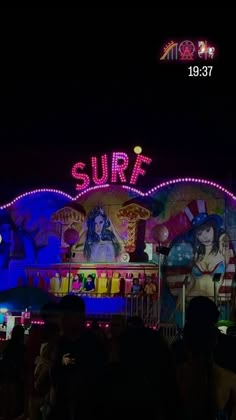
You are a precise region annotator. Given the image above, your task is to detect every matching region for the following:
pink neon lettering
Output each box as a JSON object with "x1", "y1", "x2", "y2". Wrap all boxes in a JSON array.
[
  {"x1": 71, "y1": 162, "x2": 90, "y2": 191},
  {"x1": 91, "y1": 154, "x2": 109, "y2": 185},
  {"x1": 111, "y1": 152, "x2": 129, "y2": 183},
  {"x1": 130, "y1": 154, "x2": 152, "y2": 185}
]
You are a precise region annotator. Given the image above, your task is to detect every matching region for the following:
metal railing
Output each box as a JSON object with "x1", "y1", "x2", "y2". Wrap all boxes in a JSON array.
[
  {"x1": 159, "y1": 323, "x2": 178, "y2": 345},
  {"x1": 125, "y1": 295, "x2": 159, "y2": 326},
  {"x1": 172, "y1": 294, "x2": 233, "y2": 328},
  {"x1": 53, "y1": 291, "x2": 233, "y2": 329},
  {"x1": 53, "y1": 292, "x2": 160, "y2": 324}
]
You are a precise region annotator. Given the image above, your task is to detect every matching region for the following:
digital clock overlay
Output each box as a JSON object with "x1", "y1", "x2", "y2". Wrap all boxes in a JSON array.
[{"x1": 188, "y1": 66, "x2": 213, "y2": 77}]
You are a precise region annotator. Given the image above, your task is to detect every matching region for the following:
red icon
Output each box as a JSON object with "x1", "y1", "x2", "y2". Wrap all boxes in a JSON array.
[{"x1": 179, "y1": 40, "x2": 195, "y2": 60}]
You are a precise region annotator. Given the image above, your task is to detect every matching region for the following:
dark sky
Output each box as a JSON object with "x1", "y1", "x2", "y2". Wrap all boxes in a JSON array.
[{"x1": 0, "y1": 8, "x2": 235, "y2": 203}]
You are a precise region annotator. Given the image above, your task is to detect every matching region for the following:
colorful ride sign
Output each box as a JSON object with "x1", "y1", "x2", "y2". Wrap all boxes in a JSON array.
[{"x1": 72, "y1": 152, "x2": 152, "y2": 191}]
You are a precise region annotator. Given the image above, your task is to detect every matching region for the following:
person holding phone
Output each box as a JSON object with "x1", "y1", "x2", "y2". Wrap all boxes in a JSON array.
[{"x1": 48, "y1": 295, "x2": 107, "y2": 420}]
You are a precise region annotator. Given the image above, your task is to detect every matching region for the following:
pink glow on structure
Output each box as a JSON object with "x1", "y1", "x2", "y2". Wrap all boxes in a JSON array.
[
  {"x1": 91, "y1": 154, "x2": 109, "y2": 185},
  {"x1": 145, "y1": 178, "x2": 236, "y2": 199},
  {"x1": 0, "y1": 189, "x2": 73, "y2": 210},
  {"x1": 130, "y1": 154, "x2": 152, "y2": 185},
  {"x1": 71, "y1": 178, "x2": 236, "y2": 201},
  {"x1": 74, "y1": 184, "x2": 145, "y2": 200},
  {"x1": 111, "y1": 152, "x2": 129, "y2": 183},
  {"x1": 31, "y1": 320, "x2": 45, "y2": 325},
  {"x1": 75, "y1": 184, "x2": 111, "y2": 199},
  {"x1": 71, "y1": 162, "x2": 90, "y2": 191},
  {"x1": 1, "y1": 178, "x2": 236, "y2": 210},
  {"x1": 118, "y1": 184, "x2": 145, "y2": 196}
]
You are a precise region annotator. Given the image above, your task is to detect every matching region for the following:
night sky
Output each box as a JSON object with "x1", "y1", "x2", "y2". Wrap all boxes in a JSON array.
[{"x1": 0, "y1": 8, "x2": 235, "y2": 203}]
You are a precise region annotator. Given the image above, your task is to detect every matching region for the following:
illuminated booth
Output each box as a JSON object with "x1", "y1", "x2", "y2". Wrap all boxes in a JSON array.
[{"x1": 0, "y1": 150, "x2": 236, "y2": 325}]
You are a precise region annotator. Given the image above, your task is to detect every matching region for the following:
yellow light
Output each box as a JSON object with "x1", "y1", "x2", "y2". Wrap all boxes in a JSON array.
[{"x1": 134, "y1": 146, "x2": 142, "y2": 154}]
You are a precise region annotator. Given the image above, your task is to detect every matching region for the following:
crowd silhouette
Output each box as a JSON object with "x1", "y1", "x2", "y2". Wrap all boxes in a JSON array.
[{"x1": 0, "y1": 295, "x2": 236, "y2": 419}]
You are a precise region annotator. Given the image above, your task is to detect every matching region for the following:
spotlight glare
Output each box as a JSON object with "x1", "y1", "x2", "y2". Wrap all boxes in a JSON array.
[{"x1": 0, "y1": 308, "x2": 8, "y2": 314}]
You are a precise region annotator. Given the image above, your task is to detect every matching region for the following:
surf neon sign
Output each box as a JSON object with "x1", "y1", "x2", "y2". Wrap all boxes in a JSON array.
[{"x1": 72, "y1": 152, "x2": 152, "y2": 191}]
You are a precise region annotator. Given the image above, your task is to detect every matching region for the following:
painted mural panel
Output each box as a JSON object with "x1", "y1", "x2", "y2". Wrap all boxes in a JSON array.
[
  {"x1": 147, "y1": 184, "x2": 235, "y2": 306},
  {"x1": 0, "y1": 187, "x2": 160, "y2": 288},
  {"x1": 165, "y1": 200, "x2": 232, "y2": 300},
  {"x1": 0, "y1": 193, "x2": 67, "y2": 268},
  {"x1": 0, "y1": 182, "x2": 236, "y2": 305},
  {"x1": 55, "y1": 188, "x2": 159, "y2": 264},
  {"x1": 83, "y1": 206, "x2": 121, "y2": 262}
]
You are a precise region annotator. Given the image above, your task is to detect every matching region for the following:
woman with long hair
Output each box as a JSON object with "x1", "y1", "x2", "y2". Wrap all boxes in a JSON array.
[
  {"x1": 188, "y1": 217, "x2": 228, "y2": 298},
  {"x1": 166, "y1": 200, "x2": 233, "y2": 306},
  {"x1": 84, "y1": 206, "x2": 120, "y2": 262}
]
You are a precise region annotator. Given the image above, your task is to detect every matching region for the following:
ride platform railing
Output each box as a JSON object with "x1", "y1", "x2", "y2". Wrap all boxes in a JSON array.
[{"x1": 53, "y1": 292, "x2": 160, "y2": 325}]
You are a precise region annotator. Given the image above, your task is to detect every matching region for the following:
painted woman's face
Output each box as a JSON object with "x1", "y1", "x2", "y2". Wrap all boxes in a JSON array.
[
  {"x1": 196, "y1": 225, "x2": 214, "y2": 245},
  {"x1": 95, "y1": 215, "x2": 104, "y2": 235}
]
